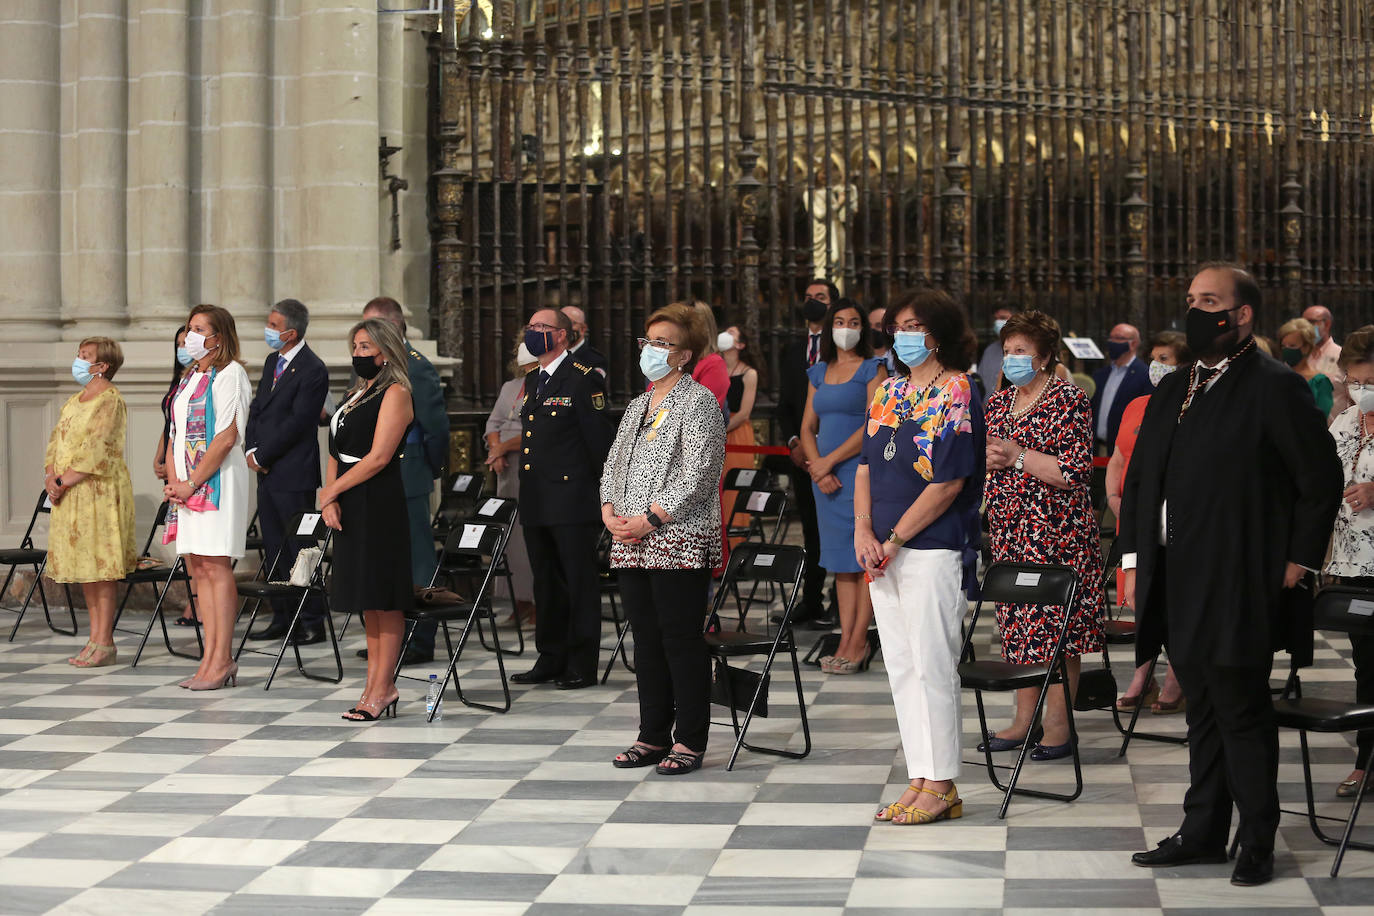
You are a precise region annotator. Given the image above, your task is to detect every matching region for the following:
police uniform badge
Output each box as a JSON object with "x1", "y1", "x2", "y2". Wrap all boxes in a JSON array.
[{"x1": 591, "y1": 392, "x2": 606, "y2": 411}]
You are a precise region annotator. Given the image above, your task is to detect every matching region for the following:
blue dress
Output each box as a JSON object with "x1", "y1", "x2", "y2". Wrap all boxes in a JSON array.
[{"x1": 807, "y1": 358, "x2": 883, "y2": 573}]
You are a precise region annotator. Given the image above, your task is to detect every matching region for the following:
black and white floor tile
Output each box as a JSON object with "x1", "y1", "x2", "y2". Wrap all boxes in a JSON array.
[{"x1": 0, "y1": 599, "x2": 1369, "y2": 915}]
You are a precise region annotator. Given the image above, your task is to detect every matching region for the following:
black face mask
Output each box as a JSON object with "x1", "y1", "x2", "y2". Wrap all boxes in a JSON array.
[
  {"x1": 869, "y1": 327, "x2": 890, "y2": 350},
  {"x1": 1185, "y1": 306, "x2": 1241, "y2": 359},
  {"x1": 353, "y1": 354, "x2": 384, "y2": 380},
  {"x1": 801, "y1": 297, "x2": 828, "y2": 323}
]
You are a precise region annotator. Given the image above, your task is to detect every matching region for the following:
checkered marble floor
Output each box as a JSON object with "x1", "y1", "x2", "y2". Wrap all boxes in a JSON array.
[{"x1": 0, "y1": 599, "x2": 1370, "y2": 916}]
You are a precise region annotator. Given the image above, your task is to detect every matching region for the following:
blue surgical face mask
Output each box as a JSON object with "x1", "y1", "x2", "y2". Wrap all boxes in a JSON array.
[
  {"x1": 1003, "y1": 354, "x2": 1039, "y2": 387},
  {"x1": 639, "y1": 344, "x2": 673, "y2": 382},
  {"x1": 72, "y1": 358, "x2": 94, "y2": 386},
  {"x1": 993, "y1": 318, "x2": 1008, "y2": 334},
  {"x1": 265, "y1": 326, "x2": 287, "y2": 351},
  {"x1": 892, "y1": 330, "x2": 931, "y2": 368},
  {"x1": 176, "y1": 347, "x2": 194, "y2": 367}
]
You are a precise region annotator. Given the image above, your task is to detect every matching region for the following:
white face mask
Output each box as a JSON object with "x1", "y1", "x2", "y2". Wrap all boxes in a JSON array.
[
  {"x1": 1352, "y1": 383, "x2": 1374, "y2": 414},
  {"x1": 717, "y1": 331, "x2": 736, "y2": 352},
  {"x1": 515, "y1": 342, "x2": 536, "y2": 365},
  {"x1": 1148, "y1": 360, "x2": 1178, "y2": 387},
  {"x1": 184, "y1": 330, "x2": 214, "y2": 361},
  {"x1": 832, "y1": 327, "x2": 861, "y2": 352}
]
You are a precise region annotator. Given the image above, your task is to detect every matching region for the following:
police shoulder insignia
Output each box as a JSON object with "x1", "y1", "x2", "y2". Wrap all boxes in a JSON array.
[
  {"x1": 591, "y1": 392, "x2": 606, "y2": 410},
  {"x1": 573, "y1": 361, "x2": 592, "y2": 375}
]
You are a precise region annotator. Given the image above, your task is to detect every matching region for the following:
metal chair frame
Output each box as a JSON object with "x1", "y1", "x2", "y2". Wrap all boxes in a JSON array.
[
  {"x1": 0, "y1": 491, "x2": 76, "y2": 641},
  {"x1": 111, "y1": 501, "x2": 203, "y2": 665}
]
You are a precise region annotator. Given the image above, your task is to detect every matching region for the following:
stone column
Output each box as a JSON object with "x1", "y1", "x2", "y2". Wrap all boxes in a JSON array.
[
  {"x1": 0, "y1": 2, "x2": 62, "y2": 341},
  {"x1": 66, "y1": 0, "x2": 130, "y2": 338},
  {"x1": 298, "y1": 0, "x2": 381, "y2": 336},
  {"x1": 131, "y1": 0, "x2": 192, "y2": 338},
  {"x1": 218, "y1": 0, "x2": 273, "y2": 320}
]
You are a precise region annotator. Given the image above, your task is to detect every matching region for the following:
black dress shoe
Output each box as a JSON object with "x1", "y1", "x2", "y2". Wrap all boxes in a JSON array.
[
  {"x1": 511, "y1": 667, "x2": 561, "y2": 685},
  {"x1": 288, "y1": 625, "x2": 326, "y2": 646},
  {"x1": 356, "y1": 648, "x2": 368, "y2": 660},
  {"x1": 1230, "y1": 847, "x2": 1274, "y2": 886},
  {"x1": 249, "y1": 621, "x2": 290, "y2": 641},
  {"x1": 1131, "y1": 834, "x2": 1228, "y2": 868},
  {"x1": 555, "y1": 674, "x2": 593, "y2": 690},
  {"x1": 398, "y1": 647, "x2": 434, "y2": 668}
]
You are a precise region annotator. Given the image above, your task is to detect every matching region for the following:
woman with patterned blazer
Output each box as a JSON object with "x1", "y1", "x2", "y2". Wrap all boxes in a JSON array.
[{"x1": 600, "y1": 302, "x2": 727, "y2": 776}]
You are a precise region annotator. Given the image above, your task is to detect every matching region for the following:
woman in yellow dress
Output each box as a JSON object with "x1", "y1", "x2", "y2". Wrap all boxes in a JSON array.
[{"x1": 44, "y1": 337, "x2": 138, "y2": 667}]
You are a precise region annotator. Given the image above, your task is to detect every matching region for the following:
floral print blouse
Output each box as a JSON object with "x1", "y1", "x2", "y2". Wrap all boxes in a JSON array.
[
  {"x1": 1327, "y1": 405, "x2": 1374, "y2": 578},
  {"x1": 600, "y1": 375, "x2": 727, "y2": 570}
]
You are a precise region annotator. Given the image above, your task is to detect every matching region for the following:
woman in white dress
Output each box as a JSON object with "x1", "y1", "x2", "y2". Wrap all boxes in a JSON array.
[{"x1": 163, "y1": 304, "x2": 252, "y2": 690}]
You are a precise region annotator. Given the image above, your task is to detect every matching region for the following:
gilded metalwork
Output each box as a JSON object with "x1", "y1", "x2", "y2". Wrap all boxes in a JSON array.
[{"x1": 431, "y1": 0, "x2": 1374, "y2": 405}]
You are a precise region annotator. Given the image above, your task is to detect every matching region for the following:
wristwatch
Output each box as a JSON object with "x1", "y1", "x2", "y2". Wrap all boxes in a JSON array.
[
  {"x1": 646, "y1": 509, "x2": 664, "y2": 529},
  {"x1": 54, "y1": 476, "x2": 64, "y2": 488},
  {"x1": 1013, "y1": 449, "x2": 1027, "y2": 473},
  {"x1": 887, "y1": 529, "x2": 905, "y2": 547}
]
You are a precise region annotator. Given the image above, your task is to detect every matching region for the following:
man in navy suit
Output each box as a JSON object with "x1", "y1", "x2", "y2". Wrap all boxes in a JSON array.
[
  {"x1": 244, "y1": 298, "x2": 330, "y2": 643},
  {"x1": 1090, "y1": 323, "x2": 1154, "y2": 454}
]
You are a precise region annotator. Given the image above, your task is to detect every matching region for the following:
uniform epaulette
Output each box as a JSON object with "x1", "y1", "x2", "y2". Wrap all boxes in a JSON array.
[
  {"x1": 573, "y1": 361, "x2": 592, "y2": 375},
  {"x1": 409, "y1": 349, "x2": 421, "y2": 359}
]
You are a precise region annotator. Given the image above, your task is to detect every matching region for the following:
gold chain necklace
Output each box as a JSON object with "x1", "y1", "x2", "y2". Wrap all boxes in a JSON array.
[{"x1": 884, "y1": 369, "x2": 947, "y2": 461}]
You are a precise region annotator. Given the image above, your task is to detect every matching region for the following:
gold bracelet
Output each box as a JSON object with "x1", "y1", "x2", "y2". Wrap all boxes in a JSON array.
[{"x1": 855, "y1": 514, "x2": 872, "y2": 520}]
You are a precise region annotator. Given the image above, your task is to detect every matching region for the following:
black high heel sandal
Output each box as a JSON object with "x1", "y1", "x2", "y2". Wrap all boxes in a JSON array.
[
  {"x1": 342, "y1": 697, "x2": 398, "y2": 721},
  {"x1": 612, "y1": 742, "x2": 669, "y2": 769},
  {"x1": 655, "y1": 749, "x2": 703, "y2": 776}
]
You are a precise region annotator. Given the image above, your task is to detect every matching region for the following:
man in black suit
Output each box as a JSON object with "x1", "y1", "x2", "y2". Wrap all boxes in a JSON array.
[
  {"x1": 244, "y1": 298, "x2": 331, "y2": 643},
  {"x1": 562, "y1": 305, "x2": 609, "y2": 379},
  {"x1": 1090, "y1": 322, "x2": 1153, "y2": 454},
  {"x1": 763, "y1": 278, "x2": 837, "y2": 625},
  {"x1": 1120, "y1": 263, "x2": 1342, "y2": 886},
  {"x1": 511, "y1": 307, "x2": 614, "y2": 690}
]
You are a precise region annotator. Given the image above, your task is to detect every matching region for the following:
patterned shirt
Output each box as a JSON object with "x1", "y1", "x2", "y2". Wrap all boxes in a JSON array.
[
  {"x1": 1326, "y1": 405, "x2": 1374, "y2": 577},
  {"x1": 599, "y1": 375, "x2": 726, "y2": 570}
]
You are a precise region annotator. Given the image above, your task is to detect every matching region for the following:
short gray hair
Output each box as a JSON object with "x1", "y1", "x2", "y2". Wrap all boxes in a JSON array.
[{"x1": 272, "y1": 298, "x2": 310, "y2": 339}]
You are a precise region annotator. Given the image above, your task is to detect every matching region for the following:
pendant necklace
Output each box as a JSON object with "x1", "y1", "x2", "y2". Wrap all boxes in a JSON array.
[{"x1": 884, "y1": 370, "x2": 945, "y2": 461}]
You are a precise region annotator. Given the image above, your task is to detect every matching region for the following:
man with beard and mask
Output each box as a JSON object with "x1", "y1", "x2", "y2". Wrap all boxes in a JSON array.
[
  {"x1": 1090, "y1": 323, "x2": 1152, "y2": 455},
  {"x1": 1120, "y1": 263, "x2": 1342, "y2": 887},
  {"x1": 869, "y1": 306, "x2": 895, "y2": 374},
  {"x1": 511, "y1": 307, "x2": 614, "y2": 690},
  {"x1": 765, "y1": 278, "x2": 839, "y2": 627}
]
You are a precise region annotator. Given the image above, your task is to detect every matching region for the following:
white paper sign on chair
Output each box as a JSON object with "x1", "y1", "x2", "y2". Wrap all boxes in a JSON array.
[
  {"x1": 459, "y1": 524, "x2": 485, "y2": 550},
  {"x1": 297, "y1": 513, "x2": 321, "y2": 536},
  {"x1": 452, "y1": 474, "x2": 474, "y2": 493},
  {"x1": 735, "y1": 470, "x2": 756, "y2": 487},
  {"x1": 746, "y1": 491, "x2": 770, "y2": 512},
  {"x1": 478, "y1": 498, "x2": 503, "y2": 517}
]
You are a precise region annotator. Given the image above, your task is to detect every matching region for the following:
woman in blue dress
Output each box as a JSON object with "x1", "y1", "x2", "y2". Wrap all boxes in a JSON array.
[{"x1": 801, "y1": 297, "x2": 887, "y2": 673}]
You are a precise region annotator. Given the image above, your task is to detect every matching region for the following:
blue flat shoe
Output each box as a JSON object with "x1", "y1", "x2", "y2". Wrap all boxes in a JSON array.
[
  {"x1": 976, "y1": 726, "x2": 1042, "y2": 754},
  {"x1": 1029, "y1": 740, "x2": 1076, "y2": 761}
]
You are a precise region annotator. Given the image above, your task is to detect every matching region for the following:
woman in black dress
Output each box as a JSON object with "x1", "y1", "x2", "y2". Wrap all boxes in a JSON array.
[{"x1": 320, "y1": 317, "x2": 415, "y2": 721}]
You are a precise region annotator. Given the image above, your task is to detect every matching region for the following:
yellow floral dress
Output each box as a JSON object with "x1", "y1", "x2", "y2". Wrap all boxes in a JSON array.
[{"x1": 43, "y1": 386, "x2": 138, "y2": 583}]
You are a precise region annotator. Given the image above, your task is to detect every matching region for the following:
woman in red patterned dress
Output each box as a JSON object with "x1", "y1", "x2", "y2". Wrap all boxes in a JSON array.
[{"x1": 982, "y1": 310, "x2": 1104, "y2": 761}]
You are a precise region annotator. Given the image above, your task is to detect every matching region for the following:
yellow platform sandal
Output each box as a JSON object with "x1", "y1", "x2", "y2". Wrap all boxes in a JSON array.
[
  {"x1": 875, "y1": 783, "x2": 921, "y2": 822},
  {"x1": 894, "y1": 784, "x2": 962, "y2": 825}
]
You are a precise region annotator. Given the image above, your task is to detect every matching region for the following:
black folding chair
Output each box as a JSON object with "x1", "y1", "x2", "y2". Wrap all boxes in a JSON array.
[
  {"x1": 960, "y1": 561, "x2": 1084, "y2": 818},
  {"x1": 0, "y1": 491, "x2": 76, "y2": 641},
  {"x1": 722, "y1": 467, "x2": 774, "y2": 540},
  {"x1": 244, "y1": 508, "x2": 266, "y2": 566},
  {"x1": 398, "y1": 519, "x2": 512, "y2": 716},
  {"x1": 597, "y1": 527, "x2": 635, "y2": 684},
  {"x1": 432, "y1": 472, "x2": 485, "y2": 541},
  {"x1": 1092, "y1": 538, "x2": 1187, "y2": 754},
  {"x1": 111, "y1": 501, "x2": 203, "y2": 665},
  {"x1": 706, "y1": 543, "x2": 811, "y2": 770},
  {"x1": 435, "y1": 496, "x2": 525, "y2": 656},
  {"x1": 233, "y1": 511, "x2": 343, "y2": 689},
  {"x1": 1272, "y1": 585, "x2": 1374, "y2": 877},
  {"x1": 730, "y1": 487, "x2": 790, "y2": 546}
]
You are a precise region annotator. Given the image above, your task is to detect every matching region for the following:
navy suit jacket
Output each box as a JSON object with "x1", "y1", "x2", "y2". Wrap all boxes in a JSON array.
[
  {"x1": 244, "y1": 343, "x2": 330, "y2": 493},
  {"x1": 1090, "y1": 357, "x2": 1153, "y2": 452}
]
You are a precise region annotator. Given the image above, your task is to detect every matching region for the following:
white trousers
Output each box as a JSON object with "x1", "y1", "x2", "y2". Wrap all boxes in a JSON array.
[{"x1": 868, "y1": 548, "x2": 965, "y2": 780}]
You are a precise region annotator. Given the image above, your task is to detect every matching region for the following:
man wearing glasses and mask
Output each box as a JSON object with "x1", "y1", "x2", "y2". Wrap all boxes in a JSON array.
[{"x1": 511, "y1": 308, "x2": 615, "y2": 690}]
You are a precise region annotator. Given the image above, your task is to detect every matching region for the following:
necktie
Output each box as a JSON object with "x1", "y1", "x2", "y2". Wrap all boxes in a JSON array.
[
  {"x1": 534, "y1": 370, "x2": 550, "y2": 403},
  {"x1": 273, "y1": 356, "x2": 286, "y2": 385},
  {"x1": 807, "y1": 334, "x2": 819, "y2": 367}
]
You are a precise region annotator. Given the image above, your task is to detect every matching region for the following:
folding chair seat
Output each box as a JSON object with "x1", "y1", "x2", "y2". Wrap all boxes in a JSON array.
[
  {"x1": 705, "y1": 542, "x2": 811, "y2": 770},
  {"x1": 1272, "y1": 585, "x2": 1374, "y2": 877},
  {"x1": 435, "y1": 496, "x2": 525, "y2": 656},
  {"x1": 233, "y1": 511, "x2": 343, "y2": 689},
  {"x1": 960, "y1": 561, "x2": 1084, "y2": 818},
  {"x1": 398, "y1": 519, "x2": 512, "y2": 715},
  {"x1": 0, "y1": 492, "x2": 77, "y2": 641},
  {"x1": 111, "y1": 500, "x2": 202, "y2": 665}
]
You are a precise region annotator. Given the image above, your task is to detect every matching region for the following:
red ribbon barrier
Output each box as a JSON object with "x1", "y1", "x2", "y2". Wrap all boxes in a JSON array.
[{"x1": 725, "y1": 444, "x2": 792, "y2": 455}]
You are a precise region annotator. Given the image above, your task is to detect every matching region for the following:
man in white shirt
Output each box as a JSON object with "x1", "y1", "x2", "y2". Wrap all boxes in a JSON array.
[{"x1": 1304, "y1": 304, "x2": 1350, "y2": 419}]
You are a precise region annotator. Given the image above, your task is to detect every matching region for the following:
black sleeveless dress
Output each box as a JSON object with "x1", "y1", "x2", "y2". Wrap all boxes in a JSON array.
[{"x1": 329, "y1": 383, "x2": 414, "y2": 614}]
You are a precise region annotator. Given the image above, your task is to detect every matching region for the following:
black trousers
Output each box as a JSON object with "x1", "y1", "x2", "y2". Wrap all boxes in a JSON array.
[
  {"x1": 257, "y1": 484, "x2": 324, "y2": 626},
  {"x1": 523, "y1": 522, "x2": 603, "y2": 680},
  {"x1": 618, "y1": 567, "x2": 712, "y2": 753},
  {"x1": 764, "y1": 454, "x2": 826, "y2": 615},
  {"x1": 1330, "y1": 576, "x2": 1374, "y2": 770},
  {"x1": 1171, "y1": 661, "x2": 1280, "y2": 852}
]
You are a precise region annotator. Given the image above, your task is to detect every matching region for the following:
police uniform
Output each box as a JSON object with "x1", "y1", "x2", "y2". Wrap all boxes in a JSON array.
[
  {"x1": 400, "y1": 341, "x2": 451, "y2": 657},
  {"x1": 517, "y1": 349, "x2": 614, "y2": 686}
]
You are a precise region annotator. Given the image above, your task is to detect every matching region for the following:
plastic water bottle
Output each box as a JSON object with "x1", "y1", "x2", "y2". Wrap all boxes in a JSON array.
[{"x1": 425, "y1": 674, "x2": 442, "y2": 721}]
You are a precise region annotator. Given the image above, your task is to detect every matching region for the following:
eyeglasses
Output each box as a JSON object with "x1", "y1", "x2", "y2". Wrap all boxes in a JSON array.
[
  {"x1": 637, "y1": 337, "x2": 680, "y2": 352},
  {"x1": 1349, "y1": 381, "x2": 1374, "y2": 394},
  {"x1": 525, "y1": 323, "x2": 557, "y2": 333},
  {"x1": 885, "y1": 321, "x2": 925, "y2": 335}
]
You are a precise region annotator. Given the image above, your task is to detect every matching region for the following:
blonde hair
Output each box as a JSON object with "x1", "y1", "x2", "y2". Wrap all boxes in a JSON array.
[
  {"x1": 692, "y1": 301, "x2": 720, "y2": 355},
  {"x1": 1277, "y1": 317, "x2": 1317, "y2": 352},
  {"x1": 187, "y1": 305, "x2": 245, "y2": 371},
  {"x1": 348, "y1": 318, "x2": 412, "y2": 395},
  {"x1": 78, "y1": 336, "x2": 124, "y2": 380}
]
